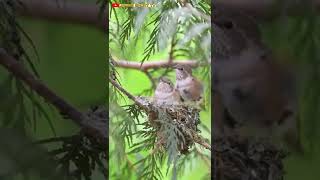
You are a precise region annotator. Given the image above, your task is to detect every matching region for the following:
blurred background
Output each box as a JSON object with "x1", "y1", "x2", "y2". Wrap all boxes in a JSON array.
[
  {"x1": 261, "y1": 16, "x2": 320, "y2": 180},
  {"x1": 0, "y1": 0, "x2": 106, "y2": 179},
  {"x1": 214, "y1": 1, "x2": 320, "y2": 179}
]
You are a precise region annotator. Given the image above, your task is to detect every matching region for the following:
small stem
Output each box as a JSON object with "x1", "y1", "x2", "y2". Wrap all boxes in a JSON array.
[
  {"x1": 168, "y1": 38, "x2": 176, "y2": 64},
  {"x1": 113, "y1": 59, "x2": 202, "y2": 71},
  {"x1": 144, "y1": 70, "x2": 156, "y2": 89},
  {"x1": 191, "y1": 130, "x2": 212, "y2": 151},
  {"x1": 109, "y1": 77, "x2": 147, "y2": 111}
]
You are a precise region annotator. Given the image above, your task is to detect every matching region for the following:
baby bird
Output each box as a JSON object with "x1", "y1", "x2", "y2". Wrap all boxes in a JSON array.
[
  {"x1": 153, "y1": 77, "x2": 181, "y2": 105},
  {"x1": 174, "y1": 64, "x2": 204, "y2": 103}
]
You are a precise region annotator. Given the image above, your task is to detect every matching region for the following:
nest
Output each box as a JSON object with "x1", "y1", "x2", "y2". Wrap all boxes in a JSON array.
[
  {"x1": 213, "y1": 136, "x2": 286, "y2": 180},
  {"x1": 134, "y1": 96, "x2": 210, "y2": 154},
  {"x1": 148, "y1": 103, "x2": 202, "y2": 154}
]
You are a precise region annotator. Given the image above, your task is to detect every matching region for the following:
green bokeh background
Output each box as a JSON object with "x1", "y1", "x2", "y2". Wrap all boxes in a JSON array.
[
  {"x1": 19, "y1": 19, "x2": 106, "y2": 138},
  {"x1": 0, "y1": 14, "x2": 106, "y2": 179},
  {"x1": 261, "y1": 18, "x2": 320, "y2": 180}
]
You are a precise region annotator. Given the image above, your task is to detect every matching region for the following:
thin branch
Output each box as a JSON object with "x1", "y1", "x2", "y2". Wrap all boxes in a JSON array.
[
  {"x1": 17, "y1": 0, "x2": 106, "y2": 31},
  {"x1": 195, "y1": 137, "x2": 212, "y2": 151},
  {"x1": 113, "y1": 59, "x2": 204, "y2": 71},
  {"x1": 109, "y1": 77, "x2": 147, "y2": 110},
  {"x1": 0, "y1": 48, "x2": 106, "y2": 141},
  {"x1": 191, "y1": 129, "x2": 211, "y2": 151},
  {"x1": 144, "y1": 70, "x2": 156, "y2": 90},
  {"x1": 168, "y1": 38, "x2": 176, "y2": 64}
]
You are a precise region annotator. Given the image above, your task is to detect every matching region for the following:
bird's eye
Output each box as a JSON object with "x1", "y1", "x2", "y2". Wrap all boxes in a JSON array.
[{"x1": 178, "y1": 68, "x2": 183, "y2": 70}]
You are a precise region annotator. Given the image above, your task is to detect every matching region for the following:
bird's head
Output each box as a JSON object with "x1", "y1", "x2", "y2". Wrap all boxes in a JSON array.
[
  {"x1": 156, "y1": 77, "x2": 175, "y2": 93},
  {"x1": 173, "y1": 64, "x2": 192, "y2": 80}
]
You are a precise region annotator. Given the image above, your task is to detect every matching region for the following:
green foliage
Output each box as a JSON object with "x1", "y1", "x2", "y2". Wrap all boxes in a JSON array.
[
  {"x1": 0, "y1": 0, "x2": 54, "y2": 135},
  {"x1": 1, "y1": 1, "x2": 107, "y2": 180},
  {"x1": 37, "y1": 134, "x2": 107, "y2": 180},
  {"x1": 109, "y1": 0, "x2": 211, "y2": 63}
]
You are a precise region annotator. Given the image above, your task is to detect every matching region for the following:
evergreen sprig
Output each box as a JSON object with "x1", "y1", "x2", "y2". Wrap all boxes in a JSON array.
[{"x1": 0, "y1": 0, "x2": 55, "y2": 135}]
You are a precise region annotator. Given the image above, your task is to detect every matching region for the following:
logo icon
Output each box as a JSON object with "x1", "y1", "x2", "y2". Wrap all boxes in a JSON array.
[{"x1": 112, "y1": 3, "x2": 120, "y2": 8}]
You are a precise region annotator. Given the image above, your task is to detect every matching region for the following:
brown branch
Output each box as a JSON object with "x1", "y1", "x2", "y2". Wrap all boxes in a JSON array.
[
  {"x1": 113, "y1": 59, "x2": 204, "y2": 71},
  {"x1": 195, "y1": 137, "x2": 212, "y2": 151},
  {"x1": 0, "y1": 48, "x2": 106, "y2": 142},
  {"x1": 17, "y1": 0, "x2": 106, "y2": 31},
  {"x1": 109, "y1": 77, "x2": 147, "y2": 110},
  {"x1": 143, "y1": 70, "x2": 156, "y2": 89},
  {"x1": 191, "y1": 130, "x2": 212, "y2": 151}
]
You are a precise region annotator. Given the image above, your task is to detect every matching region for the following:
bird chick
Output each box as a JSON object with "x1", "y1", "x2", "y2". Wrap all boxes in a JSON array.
[
  {"x1": 174, "y1": 64, "x2": 204, "y2": 103},
  {"x1": 153, "y1": 77, "x2": 181, "y2": 105}
]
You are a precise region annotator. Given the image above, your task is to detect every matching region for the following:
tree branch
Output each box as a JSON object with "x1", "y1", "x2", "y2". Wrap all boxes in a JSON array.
[
  {"x1": 192, "y1": 130, "x2": 212, "y2": 151},
  {"x1": 143, "y1": 70, "x2": 156, "y2": 90},
  {"x1": 112, "y1": 59, "x2": 204, "y2": 71},
  {"x1": 17, "y1": 0, "x2": 106, "y2": 31},
  {"x1": 109, "y1": 77, "x2": 147, "y2": 110},
  {"x1": 0, "y1": 48, "x2": 106, "y2": 142}
]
